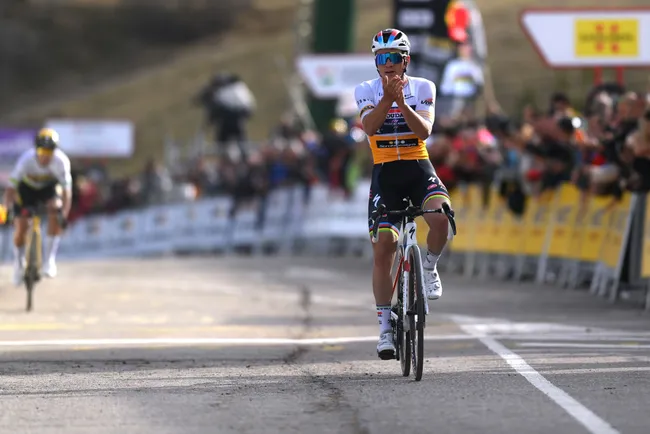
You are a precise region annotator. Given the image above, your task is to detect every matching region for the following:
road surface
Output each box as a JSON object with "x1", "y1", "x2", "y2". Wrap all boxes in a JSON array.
[{"x1": 0, "y1": 255, "x2": 648, "y2": 434}]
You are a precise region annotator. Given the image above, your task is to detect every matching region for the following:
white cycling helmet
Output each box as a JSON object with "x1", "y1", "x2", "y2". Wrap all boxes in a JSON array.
[{"x1": 371, "y1": 28, "x2": 411, "y2": 55}]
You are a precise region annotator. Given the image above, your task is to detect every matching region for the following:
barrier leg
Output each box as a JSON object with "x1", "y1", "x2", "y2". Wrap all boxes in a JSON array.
[
  {"x1": 511, "y1": 254, "x2": 524, "y2": 282},
  {"x1": 477, "y1": 253, "x2": 490, "y2": 279},
  {"x1": 557, "y1": 263, "x2": 566, "y2": 288},
  {"x1": 645, "y1": 281, "x2": 650, "y2": 312},
  {"x1": 597, "y1": 268, "x2": 612, "y2": 298},
  {"x1": 464, "y1": 251, "x2": 476, "y2": 279},
  {"x1": 495, "y1": 254, "x2": 509, "y2": 280},
  {"x1": 567, "y1": 261, "x2": 580, "y2": 290},
  {"x1": 589, "y1": 263, "x2": 602, "y2": 295},
  {"x1": 608, "y1": 272, "x2": 621, "y2": 303}
]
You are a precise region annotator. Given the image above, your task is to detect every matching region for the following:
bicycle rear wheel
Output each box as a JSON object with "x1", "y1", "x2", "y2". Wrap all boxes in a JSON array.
[{"x1": 408, "y1": 246, "x2": 425, "y2": 381}]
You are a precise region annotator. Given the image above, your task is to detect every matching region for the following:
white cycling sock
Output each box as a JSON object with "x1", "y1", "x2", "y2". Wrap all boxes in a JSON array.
[
  {"x1": 376, "y1": 304, "x2": 392, "y2": 334},
  {"x1": 13, "y1": 245, "x2": 25, "y2": 265},
  {"x1": 46, "y1": 236, "x2": 61, "y2": 263},
  {"x1": 424, "y1": 250, "x2": 440, "y2": 270}
]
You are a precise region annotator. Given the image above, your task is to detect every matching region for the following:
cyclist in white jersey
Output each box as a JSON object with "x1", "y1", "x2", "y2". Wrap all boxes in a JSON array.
[
  {"x1": 2, "y1": 128, "x2": 72, "y2": 286},
  {"x1": 354, "y1": 29, "x2": 453, "y2": 360}
]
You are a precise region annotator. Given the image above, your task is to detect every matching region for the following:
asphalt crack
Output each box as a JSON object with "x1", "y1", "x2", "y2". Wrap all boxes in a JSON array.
[
  {"x1": 282, "y1": 285, "x2": 312, "y2": 364},
  {"x1": 284, "y1": 283, "x2": 370, "y2": 434}
]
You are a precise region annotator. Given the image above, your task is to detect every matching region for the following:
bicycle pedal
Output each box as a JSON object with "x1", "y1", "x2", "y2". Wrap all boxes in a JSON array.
[{"x1": 377, "y1": 350, "x2": 396, "y2": 360}]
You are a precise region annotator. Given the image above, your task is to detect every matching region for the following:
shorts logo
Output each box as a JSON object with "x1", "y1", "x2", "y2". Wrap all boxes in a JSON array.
[
  {"x1": 372, "y1": 194, "x2": 381, "y2": 208},
  {"x1": 427, "y1": 175, "x2": 441, "y2": 189}
]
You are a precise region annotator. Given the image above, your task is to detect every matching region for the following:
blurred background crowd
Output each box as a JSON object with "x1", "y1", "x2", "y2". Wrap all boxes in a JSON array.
[
  {"x1": 66, "y1": 74, "x2": 650, "y2": 224},
  {"x1": 1, "y1": 1, "x2": 649, "y2": 226}
]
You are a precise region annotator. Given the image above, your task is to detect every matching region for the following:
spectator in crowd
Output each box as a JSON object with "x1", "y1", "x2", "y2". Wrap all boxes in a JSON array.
[
  {"x1": 140, "y1": 158, "x2": 173, "y2": 206},
  {"x1": 60, "y1": 78, "x2": 650, "y2": 234},
  {"x1": 194, "y1": 71, "x2": 256, "y2": 157},
  {"x1": 439, "y1": 41, "x2": 484, "y2": 120}
]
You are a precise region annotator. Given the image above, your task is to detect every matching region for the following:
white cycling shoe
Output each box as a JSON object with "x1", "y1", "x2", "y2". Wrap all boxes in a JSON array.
[
  {"x1": 377, "y1": 331, "x2": 396, "y2": 360},
  {"x1": 42, "y1": 259, "x2": 57, "y2": 278},
  {"x1": 424, "y1": 266, "x2": 443, "y2": 300}
]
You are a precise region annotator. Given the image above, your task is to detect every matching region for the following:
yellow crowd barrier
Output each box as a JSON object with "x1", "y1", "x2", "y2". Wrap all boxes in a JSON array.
[
  {"x1": 642, "y1": 195, "x2": 650, "y2": 279},
  {"x1": 416, "y1": 183, "x2": 640, "y2": 282}
]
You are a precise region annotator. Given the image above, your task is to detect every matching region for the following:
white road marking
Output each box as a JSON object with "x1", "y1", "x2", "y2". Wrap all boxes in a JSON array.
[
  {"x1": 451, "y1": 315, "x2": 621, "y2": 434},
  {"x1": 0, "y1": 334, "x2": 476, "y2": 348},
  {"x1": 497, "y1": 334, "x2": 650, "y2": 342},
  {"x1": 284, "y1": 266, "x2": 347, "y2": 281},
  {"x1": 517, "y1": 342, "x2": 650, "y2": 350}
]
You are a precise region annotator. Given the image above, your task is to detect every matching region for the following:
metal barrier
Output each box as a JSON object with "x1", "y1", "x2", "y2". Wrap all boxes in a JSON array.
[
  {"x1": 441, "y1": 183, "x2": 650, "y2": 311},
  {"x1": 1, "y1": 180, "x2": 649, "y2": 310}
]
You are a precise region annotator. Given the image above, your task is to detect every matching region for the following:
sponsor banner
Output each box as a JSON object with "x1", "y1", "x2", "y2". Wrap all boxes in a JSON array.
[
  {"x1": 0, "y1": 128, "x2": 36, "y2": 187},
  {"x1": 45, "y1": 119, "x2": 134, "y2": 158},
  {"x1": 296, "y1": 54, "x2": 377, "y2": 98}
]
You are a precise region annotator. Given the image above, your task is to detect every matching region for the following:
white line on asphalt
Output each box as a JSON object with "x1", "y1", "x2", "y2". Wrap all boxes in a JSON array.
[
  {"x1": 451, "y1": 316, "x2": 621, "y2": 434},
  {"x1": 0, "y1": 334, "x2": 476, "y2": 348},
  {"x1": 496, "y1": 334, "x2": 650, "y2": 342},
  {"x1": 517, "y1": 342, "x2": 650, "y2": 350},
  {"x1": 284, "y1": 266, "x2": 348, "y2": 281}
]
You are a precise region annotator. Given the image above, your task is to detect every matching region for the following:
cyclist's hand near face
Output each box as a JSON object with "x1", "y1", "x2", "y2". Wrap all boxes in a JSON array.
[
  {"x1": 382, "y1": 75, "x2": 405, "y2": 100},
  {"x1": 392, "y1": 76, "x2": 408, "y2": 107},
  {"x1": 383, "y1": 75, "x2": 406, "y2": 105},
  {"x1": 381, "y1": 76, "x2": 396, "y2": 103}
]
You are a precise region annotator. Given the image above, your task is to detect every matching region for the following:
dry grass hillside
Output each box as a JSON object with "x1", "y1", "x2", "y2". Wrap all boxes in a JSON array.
[{"x1": 2, "y1": 0, "x2": 649, "y2": 176}]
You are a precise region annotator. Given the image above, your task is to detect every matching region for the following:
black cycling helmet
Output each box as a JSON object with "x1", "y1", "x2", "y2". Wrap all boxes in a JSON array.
[{"x1": 35, "y1": 128, "x2": 59, "y2": 150}]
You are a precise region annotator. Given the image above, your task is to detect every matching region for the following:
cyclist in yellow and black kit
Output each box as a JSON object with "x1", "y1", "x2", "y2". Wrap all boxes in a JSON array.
[
  {"x1": 2, "y1": 128, "x2": 72, "y2": 286},
  {"x1": 354, "y1": 28, "x2": 453, "y2": 359}
]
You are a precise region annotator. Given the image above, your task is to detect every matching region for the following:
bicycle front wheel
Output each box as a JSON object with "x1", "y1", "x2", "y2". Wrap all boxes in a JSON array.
[
  {"x1": 408, "y1": 246, "x2": 425, "y2": 381},
  {"x1": 24, "y1": 224, "x2": 40, "y2": 312},
  {"x1": 395, "y1": 248, "x2": 411, "y2": 377}
]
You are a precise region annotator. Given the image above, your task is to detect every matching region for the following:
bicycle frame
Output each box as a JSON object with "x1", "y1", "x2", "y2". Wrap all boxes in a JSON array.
[
  {"x1": 371, "y1": 201, "x2": 456, "y2": 376},
  {"x1": 373, "y1": 201, "x2": 457, "y2": 325},
  {"x1": 394, "y1": 215, "x2": 429, "y2": 328},
  {"x1": 24, "y1": 213, "x2": 43, "y2": 280}
]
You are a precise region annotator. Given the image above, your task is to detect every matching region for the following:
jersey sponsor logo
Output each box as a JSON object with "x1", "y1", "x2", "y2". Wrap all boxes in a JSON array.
[
  {"x1": 376, "y1": 105, "x2": 416, "y2": 135},
  {"x1": 376, "y1": 137, "x2": 420, "y2": 148},
  {"x1": 420, "y1": 98, "x2": 434, "y2": 106},
  {"x1": 357, "y1": 98, "x2": 373, "y2": 105}
]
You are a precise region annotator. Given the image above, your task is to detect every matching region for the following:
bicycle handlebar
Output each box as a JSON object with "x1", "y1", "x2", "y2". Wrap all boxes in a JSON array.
[
  {"x1": 16, "y1": 206, "x2": 67, "y2": 229},
  {"x1": 370, "y1": 202, "x2": 457, "y2": 244}
]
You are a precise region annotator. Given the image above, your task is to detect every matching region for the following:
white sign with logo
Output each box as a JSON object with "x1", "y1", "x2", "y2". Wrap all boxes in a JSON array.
[
  {"x1": 45, "y1": 119, "x2": 134, "y2": 158},
  {"x1": 296, "y1": 54, "x2": 377, "y2": 98},
  {"x1": 520, "y1": 8, "x2": 650, "y2": 67}
]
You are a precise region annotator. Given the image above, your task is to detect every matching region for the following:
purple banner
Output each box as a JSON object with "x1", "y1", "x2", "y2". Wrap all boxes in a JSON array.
[
  {"x1": 0, "y1": 128, "x2": 36, "y2": 160},
  {"x1": 0, "y1": 128, "x2": 36, "y2": 187}
]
